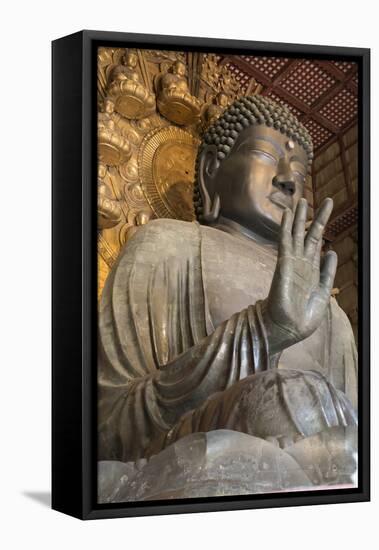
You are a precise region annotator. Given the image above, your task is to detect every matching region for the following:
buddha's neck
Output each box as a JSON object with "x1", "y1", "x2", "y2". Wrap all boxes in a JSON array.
[{"x1": 211, "y1": 216, "x2": 278, "y2": 252}]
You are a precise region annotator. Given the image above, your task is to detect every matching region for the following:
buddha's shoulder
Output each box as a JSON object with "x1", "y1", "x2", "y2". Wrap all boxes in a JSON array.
[
  {"x1": 131, "y1": 218, "x2": 200, "y2": 242},
  {"x1": 126, "y1": 219, "x2": 245, "y2": 250},
  {"x1": 119, "y1": 219, "x2": 201, "y2": 262}
]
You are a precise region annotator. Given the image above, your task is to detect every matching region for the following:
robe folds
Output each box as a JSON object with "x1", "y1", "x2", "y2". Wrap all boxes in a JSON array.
[{"x1": 98, "y1": 219, "x2": 358, "y2": 462}]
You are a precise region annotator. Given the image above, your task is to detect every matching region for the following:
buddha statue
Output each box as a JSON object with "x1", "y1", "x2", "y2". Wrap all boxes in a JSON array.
[
  {"x1": 107, "y1": 49, "x2": 156, "y2": 120},
  {"x1": 98, "y1": 95, "x2": 358, "y2": 501},
  {"x1": 97, "y1": 163, "x2": 122, "y2": 230},
  {"x1": 97, "y1": 99, "x2": 132, "y2": 166},
  {"x1": 156, "y1": 60, "x2": 202, "y2": 125},
  {"x1": 108, "y1": 50, "x2": 141, "y2": 84},
  {"x1": 202, "y1": 92, "x2": 229, "y2": 130},
  {"x1": 97, "y1": 98, "x2": 116, "y2": 131}
]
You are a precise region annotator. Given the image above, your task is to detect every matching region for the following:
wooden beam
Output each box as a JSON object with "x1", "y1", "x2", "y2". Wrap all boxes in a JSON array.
[
  {"x1": 324, "y1": 222, "x2": 358, "y2": 243},
  {"x1": 313, "y1": 141, "x2": 357, "y2": 192},
  {"x1": 338, "y1": 135, "x2": 355, "y2": 201},
  {"x1": 231, "y1": 56, "x2": 272, "y2": 86},
  {"x1": 314, "y1": 119, "x2": 357, "y2": 155},
  {"x1": 300, "y1": 111, "x2": 339, "y2": 134},
  {"x1": 314, "y1": 60, "x2": 346, "y2": 82},
  {"x1": 266, "y1": 59, "x2": 303, "y2": 90},
  {"x1": 307, "y1": 65, "x2": 357, "y2": 112}
]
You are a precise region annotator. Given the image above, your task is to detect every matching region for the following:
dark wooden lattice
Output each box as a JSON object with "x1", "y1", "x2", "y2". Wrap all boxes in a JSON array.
[
  {"x1": 303, "y1": 118, "x2": 334, "y2": 150},
  {"x1": 219, "y1": 55, "x2": 358, "y2": 154},
  {"x1": 224, "y1": 62, "x2": 252, "y2": 93},
  {"x1": 324, "y1": 205, "x2": 358, "y2": 240},
  {"x1": 319, "y1": 88, "x2": 358, "y2": 128},
  {"x1": 240, "y1": 55, "x2": 289, "y2": 79},
  {"x1": 217, "y1": 54, "x2": 359, "y2": 238},
  {"x1": 279, "y1": 60, "x2": 336, "y2": 107}
]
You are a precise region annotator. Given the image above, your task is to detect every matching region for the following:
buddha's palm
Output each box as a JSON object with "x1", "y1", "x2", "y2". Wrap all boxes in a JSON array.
[{"x1": 263, "y1": 197, "x2": 337, "y2": 355}]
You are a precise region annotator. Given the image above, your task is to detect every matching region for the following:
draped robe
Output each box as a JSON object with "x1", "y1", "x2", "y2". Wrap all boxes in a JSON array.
[{"x1": 98, "y1": 219, "x2": 357, "y2": 462}]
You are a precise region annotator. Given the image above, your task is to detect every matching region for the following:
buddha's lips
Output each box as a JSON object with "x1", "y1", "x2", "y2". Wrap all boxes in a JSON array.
[{"x1": 269, "y1": 191, "x2": 293, "y2": 210}]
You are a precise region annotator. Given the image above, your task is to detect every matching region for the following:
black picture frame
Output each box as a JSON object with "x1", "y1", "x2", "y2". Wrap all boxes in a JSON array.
[{"x1": 52, "y1": 30, "x2": 370, "y2": 520}]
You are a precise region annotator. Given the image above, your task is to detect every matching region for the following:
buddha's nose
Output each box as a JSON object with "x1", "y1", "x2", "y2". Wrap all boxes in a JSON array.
[{"x1": 272, "y1": 172, "x2": 296, "y2": 196}]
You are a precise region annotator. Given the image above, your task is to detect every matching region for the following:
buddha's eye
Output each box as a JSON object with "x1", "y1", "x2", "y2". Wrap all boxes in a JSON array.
[
  {"x1": 246, "y1": 149, "x2": 277, "y2": 165},
  {"x1": 293, "y1": 170, "x2": 306, "y2": 183}
]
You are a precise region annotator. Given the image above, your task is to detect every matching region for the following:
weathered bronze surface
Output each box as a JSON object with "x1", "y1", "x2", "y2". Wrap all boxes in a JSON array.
[
  {"x1": 98, "y1": 427, "x2": 357, "y2": 502},
  {"x1": 97, "y1": 51, "x2": 358, "y2": 502}
]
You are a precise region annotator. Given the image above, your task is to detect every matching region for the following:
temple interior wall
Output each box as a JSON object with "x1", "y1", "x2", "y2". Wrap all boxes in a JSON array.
[{"x1": 313, "y1": 124, "x2": 358, "y2": 341}]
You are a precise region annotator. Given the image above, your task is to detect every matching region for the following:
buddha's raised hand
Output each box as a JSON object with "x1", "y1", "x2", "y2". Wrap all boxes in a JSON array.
[{"x1": 262, "y1": 197, "x2": 337, "y2": 355}]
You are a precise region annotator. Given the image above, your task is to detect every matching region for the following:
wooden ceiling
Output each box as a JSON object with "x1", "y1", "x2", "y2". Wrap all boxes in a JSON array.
[
  {"x1": 216, "y1": 54, "x2": 359, "y2": 240},
  {"x1": 217, "y1": 55, "x2": 359, "y2": 154}
]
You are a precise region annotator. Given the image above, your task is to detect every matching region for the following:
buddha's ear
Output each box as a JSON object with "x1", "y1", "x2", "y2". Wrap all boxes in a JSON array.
[{"x1": 197, "y1": 145, "x2": 221, "y2": 223}]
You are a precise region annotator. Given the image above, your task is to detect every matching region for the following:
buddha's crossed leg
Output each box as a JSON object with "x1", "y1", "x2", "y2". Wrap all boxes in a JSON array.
[{"x1": 148, "y1": 368, "x2": 357, "y2": 456}]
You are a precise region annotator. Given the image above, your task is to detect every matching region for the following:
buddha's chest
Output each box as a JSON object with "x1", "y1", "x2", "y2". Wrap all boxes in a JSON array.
[
  {"x1": 200, "y1": 227, "x2": 330, "y2": 374},
  {"x1": 201, "y1": 230, "x2": 276, "y2": 327}
]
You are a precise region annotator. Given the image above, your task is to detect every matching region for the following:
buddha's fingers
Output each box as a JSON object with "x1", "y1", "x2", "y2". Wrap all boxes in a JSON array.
[
  {"x1": 312, "y1": 236, "x2": 323, "y2": 276},
  {"x1": 304, "y1": 198, "x2": 334, "y2": 259},
  {"x1": 319, "y1": 250, "x2": 338, "y2": 296},
  {"x1": 292, "y1": 198, "x2": 307, "y2": 256},
  {"x1": 279, "y1": 208, "x2": 293, "y2": 256}
]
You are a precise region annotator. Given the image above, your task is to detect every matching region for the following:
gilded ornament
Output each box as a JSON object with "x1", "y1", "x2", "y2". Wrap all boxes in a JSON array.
[
  {"x1": 98, "y1": 99, "x2": 132, "y2": 166},
  {"x1": 119, "y1": 158, "x2": 139, "y2": 183},
  {"x1": 98, "y1": 180, "x2": 122, "y2": 229},
  {"x1": 138, "y1": 126, "x2": 199, "y2": 220},
  {"x1": 107, "y1": 50, "x2": 156, "y2": 120},
  {"x1": 202, "y1": 92, "x2": 229, "y2": 130},
  {"x1": 119, "y1": 209, "x2": 153, "y2": 246},
  {"x1": 123, "y1": 181, "x2": 148, "y2": 209},
  {"x1": 156, "y1": 61, "x2": 202, "y2": 126}
]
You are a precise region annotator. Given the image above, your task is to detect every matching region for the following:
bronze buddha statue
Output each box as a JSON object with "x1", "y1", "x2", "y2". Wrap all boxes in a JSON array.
[{"x1": 98, "y1": 95, "x2": 357, "y2": 501}]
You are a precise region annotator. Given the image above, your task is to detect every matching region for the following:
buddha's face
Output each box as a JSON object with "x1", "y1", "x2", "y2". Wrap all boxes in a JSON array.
[
  {"x1": 98, "y1": 163, "x2": 107, "y2": 179},
  {"x1": 217, "y1": 93, "x2": 228, "y2": 107},
  {"x1": 202, "y1": 124, "x2": 309, "y2": 241},
  {"x1": 104, "y1": 100, "x2": 114, "y2": 114},
  {"x1": 174, "y1": 61, "x2": 186, "y2": 77},
  {"x1": 125, "y1": 52, "x2": 137, "y2": 68}
]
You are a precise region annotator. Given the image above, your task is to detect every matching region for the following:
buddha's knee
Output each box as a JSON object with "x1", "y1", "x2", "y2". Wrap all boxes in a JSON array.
[{"x1": 234, "y1": 369, "x2": 357, "y2": 442}]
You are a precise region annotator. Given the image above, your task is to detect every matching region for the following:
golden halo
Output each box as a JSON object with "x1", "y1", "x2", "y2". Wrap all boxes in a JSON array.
[{"x1": 138, "y1": 126, "x2": 199, "y2": 221}]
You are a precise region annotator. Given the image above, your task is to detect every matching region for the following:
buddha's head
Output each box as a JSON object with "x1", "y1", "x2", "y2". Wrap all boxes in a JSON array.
[
  {"x1": 215, "y1": 92, "x2": 229, "y2": 108},
  {"x1": 103, "y1": 98, "x2": 115, "y2": 115},
  {"x1": 173, "y1": 60, "x2": 186, "y2": 77},
  {"x1": 124, "y1": 50, "x2": 138, "y2": 68},
  {"x1": 194, "y1": 95, "x2": 313, "y2": 242}
]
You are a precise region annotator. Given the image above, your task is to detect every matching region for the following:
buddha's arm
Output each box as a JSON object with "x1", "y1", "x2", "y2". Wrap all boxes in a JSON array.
[
  {"x1": 98, "y1": 302, "x2": 270, "y2": 462},
  {"x1": 152, "y1": 302, "x2": 269, "y2": 426}
]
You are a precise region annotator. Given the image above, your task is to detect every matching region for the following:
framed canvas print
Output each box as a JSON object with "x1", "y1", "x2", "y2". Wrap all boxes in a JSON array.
[{"x1": 52, "y1": 30, "x2": 370, "y2": 519}]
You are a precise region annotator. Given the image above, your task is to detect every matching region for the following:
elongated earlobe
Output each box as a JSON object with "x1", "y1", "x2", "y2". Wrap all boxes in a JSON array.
[
  {"x1": 202, "y1": 192, "x2": 220, "y2": 223},
  {"x1": 197, "y1": 146, "x2": 221, "y2": 223}
]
